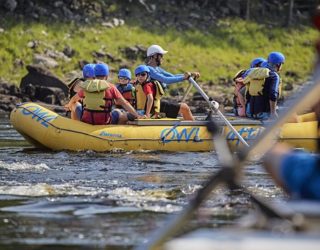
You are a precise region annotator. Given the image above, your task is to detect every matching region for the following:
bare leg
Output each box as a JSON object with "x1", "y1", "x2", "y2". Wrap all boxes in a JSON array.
[{"x1": 179, "y1": 103, "x2": 194, "y2": 121}]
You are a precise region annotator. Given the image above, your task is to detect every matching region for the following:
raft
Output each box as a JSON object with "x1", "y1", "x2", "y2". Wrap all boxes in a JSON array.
[{"x1": 10, "y1": 103, "x2": 319, "y2": 152}]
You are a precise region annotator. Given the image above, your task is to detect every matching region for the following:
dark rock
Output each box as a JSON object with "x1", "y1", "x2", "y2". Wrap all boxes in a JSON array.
[
  {"x1": 2, "y1": 0, "x2": 17, "y2": 12},
  {"x1": 43, "y1": 94, "x2": 56, "y2": 105},
  {"x1": 9, "y1": 84, "x2": 21, "y2": 96},
  {"x1": 284, "y1": 82, "x2": 294, "y2": 91},
  {"x1": 92, "y1": 50, "x2": 107, "y2": 58},
  {"x1": 120, "y1": 46, "x2": 146, "y2": 61},
  {"x1": 20, "y1": 65, "x2": 68, "y2": 97},
  {"x1": 169, "y1": 88, "x2": 180, "y2": 97},
  {"x1": 14, "y1": 58, "x2": 24, "y2": 68},
  {"x1": 285, "y1": 71, "x2": 299, "y2": 78},
  {"x1": 63, "y1": 46, "x2": 76, "y2": 58},
  {"x1": 79, "y1": 60, "x2": 91, "y2": 69}
]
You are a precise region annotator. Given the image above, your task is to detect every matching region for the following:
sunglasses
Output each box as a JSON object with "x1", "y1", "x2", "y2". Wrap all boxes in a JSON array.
[
  {"x1": 118, "y1": 77, "x2": 129, "y2": 80},
  {"x1": 136, "y1": 73, "x2": 147, "y2": 77}
]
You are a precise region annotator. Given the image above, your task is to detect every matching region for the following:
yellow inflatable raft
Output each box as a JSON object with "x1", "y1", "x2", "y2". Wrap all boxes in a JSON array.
[{"x1": 10, "y1": 103, "x2": 319, "y2": 152}]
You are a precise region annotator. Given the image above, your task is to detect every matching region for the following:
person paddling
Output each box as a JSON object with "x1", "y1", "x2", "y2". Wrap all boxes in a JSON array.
[
  {"x1": 134, "y1": 65, "x2": 194, "y2": 120},
  {"x1": 146, "y1": 44, "x2": 200, "y2": 88}
]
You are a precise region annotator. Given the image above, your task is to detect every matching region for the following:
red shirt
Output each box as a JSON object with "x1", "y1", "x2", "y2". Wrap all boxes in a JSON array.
[
  {"x1": 79, "y1": 84, "x2": 123, "y2": 125},
  {"x1": 142, "y1": 82, "x2": 156, "y2": 97}
]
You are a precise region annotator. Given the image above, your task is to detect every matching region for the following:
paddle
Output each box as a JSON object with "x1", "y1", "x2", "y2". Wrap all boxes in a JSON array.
[
  {"x1": 188, "y1": 77, "x2": 249, "y2": 147},
  {"x1": 134, "y1": 69, "x2": 320, "y2": 250},
  {"x1": 181, "y1": 82, "x2": 193, "y2": 102}
]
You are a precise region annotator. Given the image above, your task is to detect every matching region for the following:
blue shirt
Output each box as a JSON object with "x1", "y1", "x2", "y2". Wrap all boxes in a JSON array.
[
  {"x1": 280, "y1": 152, "x2": 320, "y2": 200},
  {"x1": 147, "y1": 66, "x2": 185, "y2": 88}
]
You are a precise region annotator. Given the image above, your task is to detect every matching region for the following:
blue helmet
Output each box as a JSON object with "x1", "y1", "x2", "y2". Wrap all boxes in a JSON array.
[
  {"x1": 135, "y1": 65, "x2": 150, "y2": 75},
  {"x1": 82, "y1": 64, "x2": 95, "y2": 78},
  {"x1": 94, "y1": 63, "x2": 109, "y2": 77},
  {"x1": 250, "y1": 57, "x2": 267, "y2": 68},
  {"x1": 118, "y1": 68, "x2": 131, "y2": 80},
  {"x1": 268, "y1": 52, "x2": 285, "y2": 65}
]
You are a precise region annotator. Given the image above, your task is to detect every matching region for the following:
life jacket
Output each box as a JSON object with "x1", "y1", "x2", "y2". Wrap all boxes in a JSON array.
[
  {"x1": 116, "y1": 83, "x2": 135, "y2": 107},
  {"x1": 233, "y1": 70, "x2": 247, "y2": 117},
  {"x1": 79, "y1": 79, "x2": 113, "y2": 112},
  {"x1": 243, "y1": 67, "x2": 270, "y2": 96},
  {"x1": 135, "y1": 80, "x2": 165, "y2": 114}
]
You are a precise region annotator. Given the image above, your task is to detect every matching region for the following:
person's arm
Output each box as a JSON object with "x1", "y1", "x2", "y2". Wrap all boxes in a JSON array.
[
  {"x1": 64, "y1": 93, "x2": 81, "y2": 111},
  {"x1": 269, "y1": 100, "x2": 277, "y2": 117},
  {"x1": 268, "y1": 72, "x2": 280, "y2": 117},
  {"x1": 145, "y1": 94, "x2": 154, "y2": 118},
  {"x1": 148, "y1": 66, "x2": 185, "y2": 85},
  {"x1": 117, "y1": 97, "x2": 141, "y2": 118}
]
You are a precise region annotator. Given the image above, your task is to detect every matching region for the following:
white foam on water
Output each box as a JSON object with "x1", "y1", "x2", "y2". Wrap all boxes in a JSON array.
[
  {"x1": 0, "y1": 160, "x2": 50, "y2": 171},
  {"x1": 0, "y1": 183, "x2": 104, "y2": 197},
  {"x1": 107, "y1": 187, "x2": 182, "y2": 213}
]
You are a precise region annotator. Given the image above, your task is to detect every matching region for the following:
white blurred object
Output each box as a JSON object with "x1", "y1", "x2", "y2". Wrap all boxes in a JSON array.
[{"x1": 210, "y1": 101, "x2": 219, "y2": 110}]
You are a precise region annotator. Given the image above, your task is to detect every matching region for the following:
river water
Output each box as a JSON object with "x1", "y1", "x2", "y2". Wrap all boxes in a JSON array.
[{"x1": 0, "y1": 113, "x2": 284, "y2": 250}]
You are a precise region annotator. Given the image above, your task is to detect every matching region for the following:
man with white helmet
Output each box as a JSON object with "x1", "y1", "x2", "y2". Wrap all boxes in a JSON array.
[{"x1": 146, "y1": 45, "x2": 200, "y2": 88}]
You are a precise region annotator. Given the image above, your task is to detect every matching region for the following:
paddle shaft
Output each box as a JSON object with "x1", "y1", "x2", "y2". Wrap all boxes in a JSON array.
[
  {"x1": 188, "y1": 78, "x2": 249, "y2": 147},
  {"x1": 135, "y1": 70, "x2": 320, "y2": 250},
  {"x1": 181, "y1": 83, "x2": 193, "y2": 102}
]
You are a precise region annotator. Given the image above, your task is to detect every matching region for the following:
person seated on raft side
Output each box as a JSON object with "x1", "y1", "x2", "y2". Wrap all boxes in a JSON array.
[
  {"x1": 134, "y1": 65, "x2": 194, "y2": 120},
  {"x1": 285, "y1": 99, "x2": 320, "y2": 123},
  {"x1": 74, "y1": 63, "x2": 144, "y2": 125},
  {"x1": 64, "y1": 63, "x2": 96, "y2": 120},
  {"x1": 244, "y1": 52, "x2": 285, "y2": 120},
  {"x1": 263, "y1": 101, "x2": 320, "y2": 200},
  {"x1": 114, "y1": 68, "x2": 136, "y2": 109},
  {"x1": 145, "y1": 44, "x2": 200, "y2": 89},
  {"x1": 233, "y1": 57, "x2": 267, "y2": 117}
]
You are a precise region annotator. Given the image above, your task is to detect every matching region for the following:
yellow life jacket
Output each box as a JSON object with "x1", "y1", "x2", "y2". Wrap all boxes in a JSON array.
[
  {"x1": 79, "y1": 79, "x2": 111, "y2": 111},
  {"x1": 135, "y1": 80, "x2": 164, "y2": 113},
  {"x1": 244, "y1": 67, "x2": 270, "y2": 96}
]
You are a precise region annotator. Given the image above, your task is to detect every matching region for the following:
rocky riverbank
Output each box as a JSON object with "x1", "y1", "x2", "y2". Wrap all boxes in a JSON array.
[{"x1": 0, "y1": 0, "x2": 312, "y2": 114}]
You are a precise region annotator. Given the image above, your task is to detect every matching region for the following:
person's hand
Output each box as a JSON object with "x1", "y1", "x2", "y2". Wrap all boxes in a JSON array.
[
  {"x1": 137, "y1": 115, "x2": 146, "y2": 119},
  {"x1": 64, "y1": 104, "x2": 71, "y2": 111},
  {"x1": 210, "y1": 100, "x2": 219, "y2": 110},
  {"x1": 191, "y1": 72, "x2": 200, "y2": 79},
  {"x1": 184, "y1": 72, "x2": 191, "y2": 80}
]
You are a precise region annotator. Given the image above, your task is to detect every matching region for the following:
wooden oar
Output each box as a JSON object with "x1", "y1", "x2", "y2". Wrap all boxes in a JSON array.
[
  {"x1": 134, "y1": 73, "x2": 320, "y2": 250},
  {"x1": 188, "y1": 77, "x2": 249, "y2": 147}
]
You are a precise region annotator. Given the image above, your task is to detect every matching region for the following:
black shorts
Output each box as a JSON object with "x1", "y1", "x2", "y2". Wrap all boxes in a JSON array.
[{"x1": 160, "y1": 100, "x2": 180, "y2": 118}]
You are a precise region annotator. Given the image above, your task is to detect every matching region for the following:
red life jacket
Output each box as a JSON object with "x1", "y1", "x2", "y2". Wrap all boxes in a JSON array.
[
  {"x1": 116, "y1": 83, "x2": 135, "y2": 107},
  {"x1": 79, "y1": 80, "x2": 114, "y2": 125}
]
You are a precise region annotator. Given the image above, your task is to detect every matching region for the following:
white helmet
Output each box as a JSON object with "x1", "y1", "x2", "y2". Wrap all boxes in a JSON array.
[{"x1": 147, "y1": 45, "x2": 168, "y2": 57}]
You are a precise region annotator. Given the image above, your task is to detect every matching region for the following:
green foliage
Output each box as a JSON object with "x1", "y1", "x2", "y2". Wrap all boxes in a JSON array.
[{"x1": 0, "y1": 17, "x2": 317, "y2": 88}]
